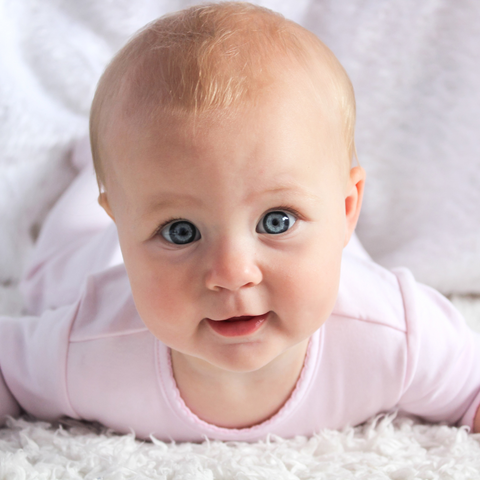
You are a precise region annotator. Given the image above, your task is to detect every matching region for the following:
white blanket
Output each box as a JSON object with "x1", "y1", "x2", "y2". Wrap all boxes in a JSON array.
[
  {"x1": 1, "y1": 0, "x2": 480, "y2": 297},
  {"x1": 2, "y1": 1, "x2": 480, "y2": 299}
]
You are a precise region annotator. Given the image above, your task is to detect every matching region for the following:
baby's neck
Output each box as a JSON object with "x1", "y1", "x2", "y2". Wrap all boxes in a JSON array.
[{"x1": 170, "y1": 339, "x2": 310, "y2": 429}]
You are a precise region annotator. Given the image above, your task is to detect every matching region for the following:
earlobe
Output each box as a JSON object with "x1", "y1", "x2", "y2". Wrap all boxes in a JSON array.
[
  {"x1": 98, "y1": 192, "x2": 115, "y2": 221},
  {"x1": 344, "y1": 166, "x2": 366, "y2": 246}
]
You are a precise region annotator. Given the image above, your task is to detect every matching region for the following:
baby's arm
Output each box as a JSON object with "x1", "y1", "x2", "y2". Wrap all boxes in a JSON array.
[
  {"x1": 0, "y1": 365, "x2": 21, "y2": 423},
  {"x1": 0, "y1": 302, "x2": 81, "y2": 424},
  {"x1": 395, "y1": 268, "x2": 480, "y2": 431},
  {"x1": 0, "y1": 263, "x2": 138, "y2": 427}
]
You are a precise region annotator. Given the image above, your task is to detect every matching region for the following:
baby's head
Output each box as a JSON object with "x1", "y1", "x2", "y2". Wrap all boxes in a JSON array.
[{"x1": 90, "y1": 2, "x2": 365, "y2": 374}]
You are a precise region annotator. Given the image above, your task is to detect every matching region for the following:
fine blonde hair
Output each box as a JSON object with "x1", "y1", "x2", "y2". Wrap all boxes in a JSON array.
[{"x1": 90, "y1": 2, "x2": 356, "y2": 188}]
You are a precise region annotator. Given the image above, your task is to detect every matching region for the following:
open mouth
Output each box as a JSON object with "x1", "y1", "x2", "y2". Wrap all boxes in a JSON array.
[{"x1": 206, "y1": 313, "x2": 269, "y2": 337}]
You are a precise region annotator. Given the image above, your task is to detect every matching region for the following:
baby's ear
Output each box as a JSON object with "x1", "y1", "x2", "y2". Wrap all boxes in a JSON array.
[
  {"x1": 344, "y1": 166, "x2": 366, "y2": 247},
  {"x1": 98, "y1": 192, "x2": 115, "y2": 221}
]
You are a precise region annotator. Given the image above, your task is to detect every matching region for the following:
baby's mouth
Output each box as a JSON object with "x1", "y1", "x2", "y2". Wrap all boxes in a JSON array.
[
  {"x1": 206, "y1": 313, "x2": 269, "y2": 337},
  {"x1": 223, "y1": 315, "x2": 254, "y2": 322}
]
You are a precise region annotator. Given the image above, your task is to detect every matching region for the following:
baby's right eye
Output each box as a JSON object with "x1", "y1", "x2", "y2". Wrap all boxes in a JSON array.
[{"x1": 161, "y1": 220, "x2": 200, "y2": 245}]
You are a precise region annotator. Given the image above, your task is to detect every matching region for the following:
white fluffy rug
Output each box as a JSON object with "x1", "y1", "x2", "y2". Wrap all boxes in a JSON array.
[{"x1": 2, "y1": 413, "x2": 480, "y2": 479}]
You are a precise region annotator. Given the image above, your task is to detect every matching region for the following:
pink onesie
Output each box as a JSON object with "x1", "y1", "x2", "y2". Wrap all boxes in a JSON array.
[{"x1": 1, "y1": 161, "x2": 480, "y2": 442}]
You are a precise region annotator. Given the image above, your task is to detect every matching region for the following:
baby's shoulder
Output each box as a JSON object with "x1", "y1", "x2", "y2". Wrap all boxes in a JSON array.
[
  {"x1": 70, "y1": 264, "x2": 148, "y2": 342},
  {"x1": 332, "y1": 253, "x2": 407, "y2": 333}
]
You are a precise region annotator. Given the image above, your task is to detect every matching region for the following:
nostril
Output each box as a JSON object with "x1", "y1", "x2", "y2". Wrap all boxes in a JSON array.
[
  {"x1": 205, "y1": 269, "x2": 262, "y2": 292},
  {"x1": 204, "y1": 245, "x2": 263, "y2": 292}
]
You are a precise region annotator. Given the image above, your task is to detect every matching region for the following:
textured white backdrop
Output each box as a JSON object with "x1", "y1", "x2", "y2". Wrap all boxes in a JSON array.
[{"x1": 1, "y1": 0, "x2": 480, "y2": 300}]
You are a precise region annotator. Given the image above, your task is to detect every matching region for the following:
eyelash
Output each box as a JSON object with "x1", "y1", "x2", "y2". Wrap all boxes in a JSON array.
[
  {"x1": 154, "y1": 217, "x2": 184, "y2": 237},
  {"x1": 267, "y1": 205, "x2": 303, "y2": 221},
  {"x1": 154, "y1": 205, "x2": 303, "y2": 237}
]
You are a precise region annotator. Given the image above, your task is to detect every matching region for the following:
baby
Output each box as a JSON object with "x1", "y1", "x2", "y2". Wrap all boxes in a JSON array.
[{"x1": 1, "y1": 2, "x2": 480, "y2": 443}]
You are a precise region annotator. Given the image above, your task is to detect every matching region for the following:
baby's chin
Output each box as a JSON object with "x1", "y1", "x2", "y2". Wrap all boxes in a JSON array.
[{"x1": 200, "y1": 332, "x2": 309, "y2": 376}]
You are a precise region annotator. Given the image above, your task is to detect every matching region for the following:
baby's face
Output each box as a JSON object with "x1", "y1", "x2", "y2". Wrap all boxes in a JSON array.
[{"x1": 100, "y1": 79, "x2": 364, "y2": 375}]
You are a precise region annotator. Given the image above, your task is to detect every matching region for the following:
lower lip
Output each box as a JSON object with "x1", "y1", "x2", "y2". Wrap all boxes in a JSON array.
[{"x1": 206, "y1": 313, "x2": 269, "y2": 337}]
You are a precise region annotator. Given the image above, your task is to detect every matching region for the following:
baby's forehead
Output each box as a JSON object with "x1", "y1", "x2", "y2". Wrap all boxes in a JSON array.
[
  {"x1": 106, "y1": 85, "x2": 348, "y2": 193},
  {"x1": 115, "y1": 68, "x2": 333, "y2": 139}
]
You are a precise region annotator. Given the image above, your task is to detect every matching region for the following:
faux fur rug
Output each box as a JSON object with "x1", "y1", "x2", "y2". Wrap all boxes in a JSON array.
[{"x1": 2, "y1": 413, "x2": 480, "y2": 479}]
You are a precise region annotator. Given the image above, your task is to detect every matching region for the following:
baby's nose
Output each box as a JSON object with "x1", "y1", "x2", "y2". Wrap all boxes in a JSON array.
[{"x1": 204, "y1": 238, "x2": 262, "y2": 292}]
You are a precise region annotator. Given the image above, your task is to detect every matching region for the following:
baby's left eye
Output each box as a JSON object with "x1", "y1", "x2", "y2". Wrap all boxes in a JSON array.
[{"x1": 256, "y1": 211, "x2": 296, "y2": 235}]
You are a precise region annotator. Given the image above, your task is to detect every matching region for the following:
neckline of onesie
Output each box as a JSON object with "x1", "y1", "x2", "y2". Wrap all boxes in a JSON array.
[{"x1": 155, "y1": 327, "x2": 323, "y2": 440}]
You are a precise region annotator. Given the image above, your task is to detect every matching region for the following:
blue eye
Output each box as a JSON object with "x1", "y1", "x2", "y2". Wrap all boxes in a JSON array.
[
  {"x1": 256, "y1": 211, "x2": 296, "y2": 235},
  {"x1": 161, "y1": 220, "x2": 200, "y2": 245}
]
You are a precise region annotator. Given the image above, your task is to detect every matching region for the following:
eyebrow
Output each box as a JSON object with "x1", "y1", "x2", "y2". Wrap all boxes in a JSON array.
[
  {"x1": 246, "y1": 184, "x2": 321, "y2": 203},
  {"x1": 143, "y1": 193, "x2": 203, "y2": 214},
  {"x1": 142, "y1": 183, "x2": 318, "y2": 216}
]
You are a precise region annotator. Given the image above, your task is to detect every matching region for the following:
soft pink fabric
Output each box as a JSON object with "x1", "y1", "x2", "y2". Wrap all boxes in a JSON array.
[{"x1": 1, "y1": 165, "x2": 480, "y2": 441}]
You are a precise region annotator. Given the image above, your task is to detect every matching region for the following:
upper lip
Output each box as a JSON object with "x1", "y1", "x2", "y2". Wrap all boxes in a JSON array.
[{"x1": 206, "y1": 312, "x2": 269, "y2": 322}]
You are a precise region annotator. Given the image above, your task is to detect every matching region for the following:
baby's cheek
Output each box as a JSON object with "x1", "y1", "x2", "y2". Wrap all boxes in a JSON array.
[
  {"x1": 274, "y1": 244, "x2": 341, "y2": 329},
  {"x1": 126, "y1": 254, "x2": 198, "y2": 341}
]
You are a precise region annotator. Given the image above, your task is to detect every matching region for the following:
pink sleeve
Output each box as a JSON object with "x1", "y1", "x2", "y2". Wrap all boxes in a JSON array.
[
  {"x1": 0, "y1": 304, "x2": 80, "y2": 421},
  {"x1": 395, "y1": 268, "x2": 480, "y2": 430},
  {"x1": 0, "y1": 366, "x2": 21, "y2": 424}
]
